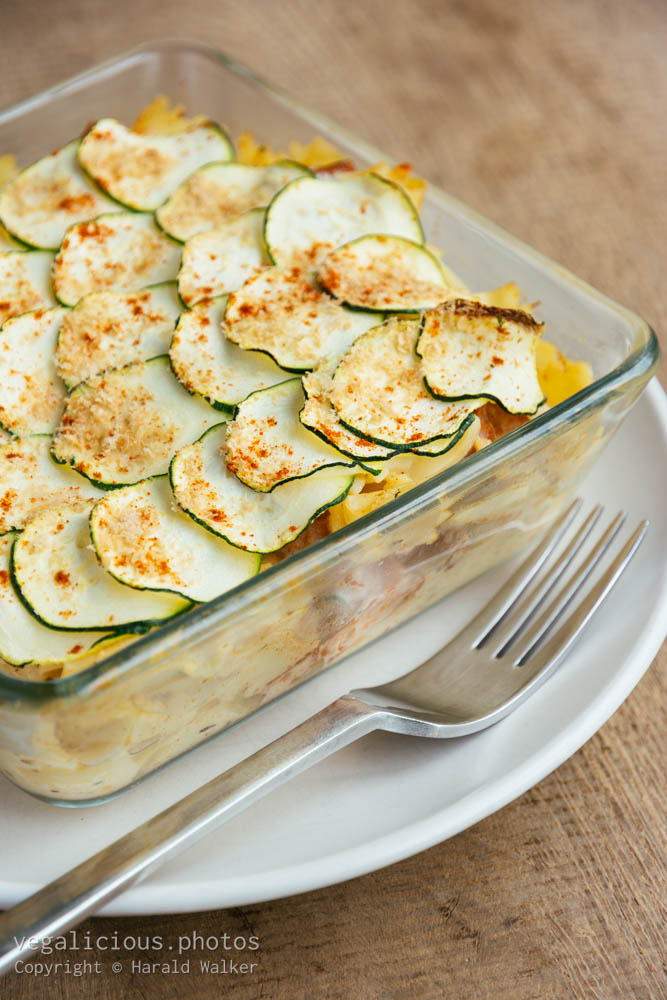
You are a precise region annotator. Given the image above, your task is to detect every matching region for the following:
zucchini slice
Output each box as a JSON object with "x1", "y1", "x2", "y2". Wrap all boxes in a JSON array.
[
  {"x1": 0, "y1": 435, "x2": 103, "y2": 535},
  {"x1": 78, "y1": 118, "x2": 234, "y2": 211},
  {"x1": 90, "y1": 476, "x2": 260, "y2": 602},
  {"x1": 410, "y1": 415, "x2": 480, "y2": 456},
  {"x1": 169, "y1": 297, "x2": 286, "y2": 411},
  {"x1": 363, "y1": 414, "x2": 481, "y2": 477},
  {"x1": 0, "y1": 307, "x2": 68, "y2": 435},
  {"x1": 171, "y1": 424, "x2": 354, "y2": 553},
  {"x1": 11, "y1": 500, "x2": 189, "y2": 631},
  {"x1": 317, "y1": 235, "x2": 466, "y2": 312},
  {"x1": 225, "y1": 378, "x2": 356, "y2": 492},
  {"x1": 0, "y1": 229, "x2": 21, "y2": 252},
  {"x1": 52, "y1": 356, "x2": 221, "y2": 487},
  {"x1": 300, "y1": 367, "x2": 396, "y2": 462},
  {"x1": 52, "y1": 213, "x2": 182, "y2": 307},
  {"x1": 264, "y1": 173, "x2": 424, "y2": 267},
  {"x1": 330, "y1": 316, "x2": 484, "y2": 449},
  {"x1": 55, "y1": 282, "x2": 182, "y2": 388},
  {"x1": 0, "y1": 140, "x2": 116, "y2": 251},
  {"x1": 418, "y1": 299, "x2": 545, "y2": 414},
  {"x1": 0, "y1": 533, "x2": 109, "y2": 666},
  {"x1": 156, "y1": 161, "x2": 311, "y2": 242},
  {"x1": 177, "y1": 208, "x2": 268, "y2": 307},
  {"x1": 0, "y1": 250, "x2": 56, "y2": 325},
  {"x1": 225, "y1": 265, "x2": 380, "y2": 371},
  {"x1": 301, "y1": 364, "x2": 474, "y2": 461}
]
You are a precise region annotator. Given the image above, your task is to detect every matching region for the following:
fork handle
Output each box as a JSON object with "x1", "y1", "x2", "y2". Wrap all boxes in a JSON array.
[{"x1": 0, "y1": 695, "x2": 382, "y2": 974}]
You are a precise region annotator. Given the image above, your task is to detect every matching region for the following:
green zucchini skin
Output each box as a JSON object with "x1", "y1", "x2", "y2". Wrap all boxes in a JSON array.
[
  {"x1": 176, "y1": 207, "x2": 268, "y2": 306},
  {"x1": 297, "y1": 410, "x2": 395, "y2": 464},
  {"x1": 88, "y1": 475, "x2": 261, "y2": 602},
  {"x1": 312, "y1": 410, "x2": 478, "y2": 460},
  {"x1": 171, "y1": 472, "x2": 354, "y2": 556},
  {"x1": 263, "y1": 172, "x2": 424, "y2": 267},
  {"x1": 170, "y1": 423, "x2": 355, "y2": 553},
  {"x1": 0, "y1": 306, "x2": 69, "y2": 437},
  {"x1": 329, "y1": 316, "x2": 484, "y2": 451},
  {"x1": 54, "y1": 281, "x2": 181, "y2": 390},
  {"x1": 0, "y1": 434, "x2": 104, "y2": 537},
  {"x1": 10, "y1": 505, "x2": 192, "y2": 634},
  {"x1": 77, "y1": 119, "x2": 235, "y2": 213},
  {"x1": 409, "y1": 412, "x2": 480, "y2": 455},
  {"x1": 225, "y1": 379, "x2": 356, "y2": 494},
  {"x1": 416, "y1": 302, "x2": 546, "y2": 416},
  {"x1": 169, "y1": 297, "x2": 287, "y2": 412},
  {"x1": 51, "y1": 355, "x2": 221, "y2": 489},
  {"x1": 316, "y1": 234, "x2": 458, "y2": 314},
  {"x1": 0, "y1": 140, "x2": 117, "y2": 251},
  {"x1": 422, "y1": 377, "x2": 545, "y2": 416},
  {"x1": 157, "y1": 159, "x2": 313, "y2": 243},
  {"x1": 48, "y1": 452, "x2": 125, "y2": 492},
  {"x1": 9, "y1": 545, "x2": 191, "y2": 635},
  {"x1": 52, "y1": 212, "x2": 182, "y2": 308},
  {"x1": 224, "y1": 267, "x2": 381, "y2": 374},
  {"x1": 0, "y1": 532, "x2": 113, "y2": 667},
  {"x1": 334, "y1": 411, "x2": 471, "y2": 453}
]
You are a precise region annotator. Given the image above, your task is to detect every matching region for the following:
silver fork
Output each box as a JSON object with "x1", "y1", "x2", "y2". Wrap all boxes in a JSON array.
[{"x1": 0, "y1": 499, "x2": 647, "y2": 974}]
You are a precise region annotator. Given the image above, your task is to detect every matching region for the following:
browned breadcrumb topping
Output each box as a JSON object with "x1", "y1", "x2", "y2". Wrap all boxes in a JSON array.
[{"x1": 53, "y1": 376, "x2": 177, "y2": 482}]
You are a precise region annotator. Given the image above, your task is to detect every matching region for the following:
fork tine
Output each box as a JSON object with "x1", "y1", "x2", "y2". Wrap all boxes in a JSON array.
[
  {"x1": 509, "y1": 510, "x2": 627, "y2": 665},
  {"x1": 461, "y1": 497, "x2": 583, "y2": 649},
  {"x1": 513, "y1": 519, "x2": 648, "y2": 675},
  {"x1": 487, "y1": 504, "x2": 603, "y2": 656}
]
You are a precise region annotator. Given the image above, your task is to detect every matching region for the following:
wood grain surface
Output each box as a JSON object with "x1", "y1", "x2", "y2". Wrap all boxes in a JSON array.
[{"x1": 1, "y1": 1, "x2": 665, "y2": 997}]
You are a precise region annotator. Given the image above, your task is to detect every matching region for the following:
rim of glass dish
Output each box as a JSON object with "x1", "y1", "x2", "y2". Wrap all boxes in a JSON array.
[{"x1": 0, "y1": 39, "x2": 659, "y2": 704}]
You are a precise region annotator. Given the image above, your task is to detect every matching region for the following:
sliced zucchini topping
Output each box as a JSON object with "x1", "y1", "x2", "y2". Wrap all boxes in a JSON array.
[
  {"x1": 225, "y1": 378, "x2": 355, "y2": 492},
  {"x1": 0, "y1": 250, "x2": 56, "y2": 325},
  {"x1": 55, "y1": 282, "x2": 182, "y2": 388},
  {"x1": 302, "y1": 363, "x2": 474, "y2": 461},
  {"x1": 0, "y1": 109, "x2": 560, "y2": 669},
  {"x1": 157, "y1": 161, "x2": 310, "y2": 241},
  {"x1": 0, "y1": 435, "x2": 103, "y2": 535},
  {"x1": 169, "y1": 297, "x2": 286, "y2": 411},
  {"x1": 225, "y1": 265, "x2": 380, "y2": 371},
  {"x1": 90, "y1": 476, "x2": 260, "y2": 602},
  {"x1": 0, "y1": 307, "x2": 68, "y2": 435},
  {"x1": 418, "y1": 299, "x2": 545, "y2": 414},
  {"x1": 177, "y1": 209, "x2": 268, "y2": 307},
  {"x1": 300, "y1": 367, "x2": 396, "y2": 461},
  {"x1": 0, "y1": 533, "x2": 110, "y2": 666},
  {"x1": 78, "y1": 117, "x2": 234, "y2": 211},
  {"x1": 12, "y1": 500, "x2": 189, "y2": 631},
  {"x1": 52, "y1": 356, "x2": 221, "y2": 487},
  {"x1": 264, "y1": 173, "x2": 424, "y2": 267},
  {"x1": 363, "y1": 414, "x2": 481, "y2": 476},
  {"x1": 330, "y1": 316, "x2": 484, "y2": 449},
  {"x1": 0, "y1": 140, "x2": 116, "y2": 250},
  {"x1": 0, "y1": 229, "x2": 21, "y2": 252},
  {"x1": 52, "y1": 213, "x2": 181, "y2": 306},
  {"x1": 317, "y1": 235, "x2": 465, "y2": 312},
  {"x1": 171, "y1": 423, "x2": 354, "y2": 553},
  {"x1": 410, "y1": 417, "x2": 480, "y2": 456}
]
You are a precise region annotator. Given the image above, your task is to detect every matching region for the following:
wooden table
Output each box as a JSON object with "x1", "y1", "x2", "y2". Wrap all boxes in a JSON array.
[{"x1": 2, "y1": 1, "x2": 665, "y2": 997}]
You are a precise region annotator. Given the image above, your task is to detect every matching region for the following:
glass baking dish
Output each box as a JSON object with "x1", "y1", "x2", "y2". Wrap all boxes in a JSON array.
[{"x1": 0, "y1": 40, "x2": 658, "y2": 804}]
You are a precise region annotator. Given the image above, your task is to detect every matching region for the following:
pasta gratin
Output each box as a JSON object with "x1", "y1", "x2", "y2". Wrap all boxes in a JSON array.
[{"x1": 0, "y1": 97, "x2": 592, "y2": 687}]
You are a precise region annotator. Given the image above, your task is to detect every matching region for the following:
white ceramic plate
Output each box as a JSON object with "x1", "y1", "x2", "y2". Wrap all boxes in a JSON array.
[{"x1": 1, "y1": 381, "x2": 666, "y2": 915}]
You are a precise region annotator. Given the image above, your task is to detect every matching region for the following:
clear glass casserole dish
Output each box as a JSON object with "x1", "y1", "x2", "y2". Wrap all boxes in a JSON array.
[{"x1": 0, "y1": 39, "x2": 658, "y2": 804}]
